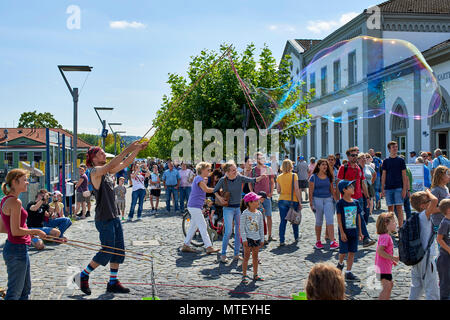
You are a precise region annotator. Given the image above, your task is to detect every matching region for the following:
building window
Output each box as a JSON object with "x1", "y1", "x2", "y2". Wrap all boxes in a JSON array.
[
  {"x1": 34, "y1": 152, "x2": 42, "y2": 163},
  {"x1": 4, "y1": 152, "x2": 13, "y2": 166},
  {"x1": 348, "y1": 51, "x2": 356, "y2": 86},
  {"x1": 348, "y1": 111, "x2": 358, "y2": 147},
  {"x1": 310, "y1": 72, "x2": 316, "y2": 97},
  {"x1": 310, "y1": 122, "x2": 316, "y2": 157},
  {"x1": 19, "y1": 152, "x2": 28, "y2": 162},
  {"x1": 333, "y1": 60, "x2": 341, "y2": 91},
  {"x1": 334, "y1": 116, "x2": 342, "y2": 153},
  {"x1": 321, "y1": 66, "x2": 327, "y2": 96},
  {"x1": 321, "y1": 120, "x2": 328, "y2": 157}
]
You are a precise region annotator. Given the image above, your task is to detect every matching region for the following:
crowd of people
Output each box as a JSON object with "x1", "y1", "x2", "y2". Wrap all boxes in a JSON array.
[{"x1": 0, "y1": 140, "x2": 449, "y2": 301}]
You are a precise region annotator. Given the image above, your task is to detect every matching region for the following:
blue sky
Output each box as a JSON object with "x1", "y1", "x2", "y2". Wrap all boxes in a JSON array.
[{"x1": 0, "y1": 0, "x2": 378, "y2": 136}]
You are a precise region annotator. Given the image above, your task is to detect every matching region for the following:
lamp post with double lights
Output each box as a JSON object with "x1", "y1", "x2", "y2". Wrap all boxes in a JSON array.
[
  {"x1": 108, "y1": 123, "x2": 123, "y2": 155},
  {"x1": 93, "y1": 107, "x2": 114, "y2": 149},
  {"x1": 58, "y1": 65, "x2": 93, "y2": 179}
]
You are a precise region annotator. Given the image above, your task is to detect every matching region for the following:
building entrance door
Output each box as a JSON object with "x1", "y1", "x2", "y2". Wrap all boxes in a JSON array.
[
  {"x1": 437, "y1": 131, "x2": 448, "y2": 157},
  {"x1": 396, "y1": 136, "x2": 406, "y2": 158}
]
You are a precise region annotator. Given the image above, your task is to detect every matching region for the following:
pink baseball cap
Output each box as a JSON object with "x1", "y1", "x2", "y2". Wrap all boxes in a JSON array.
[{"x1": 243, "y1": 192, "x2": 262, "y2": 203}]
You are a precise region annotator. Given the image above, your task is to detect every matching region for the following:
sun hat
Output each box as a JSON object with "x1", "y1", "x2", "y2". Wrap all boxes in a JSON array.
[{"x1": 243, "y1": 192, "x2": 262, "y2": 203}]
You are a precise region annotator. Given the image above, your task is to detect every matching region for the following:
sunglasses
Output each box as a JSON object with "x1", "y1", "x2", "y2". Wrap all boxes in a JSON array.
[{"x1": 349, "y1": 154, "x2": 358, "y2": 157}]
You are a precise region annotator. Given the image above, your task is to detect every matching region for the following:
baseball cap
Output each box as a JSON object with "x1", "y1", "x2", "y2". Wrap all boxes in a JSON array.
[
  {"x1": 338, "y1": 180, "x2": 355, "y2": 194},
  {"x1": 243, "y1": 192, "x2": 262, "y2": 203},
  {"x1": 299, "y1": 156, "x2": 305, "y2": 161}
]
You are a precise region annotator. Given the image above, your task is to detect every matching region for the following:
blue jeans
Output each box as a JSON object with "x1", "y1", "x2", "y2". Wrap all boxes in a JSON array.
[
  {"x1": 222, "y1": 206, "x2": 241, "y2": 256},
  {"x1": 179, "y1": 186, "x2": 191, "y2": 211},
  {"x1": 129, "y1": 188, "x2": 146, "y2": 219},
  {"x1": 165, "y1": 186, "x2": 179, "y2": 212},
  {"x1": 374, "y1": 175, "x2": 381, "y2": 203},
  {"x1": 356, "y1": 198, "x2": 370, "y2": 239},
  {"x1": 2, "y1": 241, "x2": 31, "y2": 300},
  {"x1": 278, "y1": 200, "x2": 299, "y2": 244},
  {"x1": 43, "y1": 217, "x2": 72, "y2": 238},
  {"x1": 93, "y1": 218, "x2": 125, "y2": 266}
]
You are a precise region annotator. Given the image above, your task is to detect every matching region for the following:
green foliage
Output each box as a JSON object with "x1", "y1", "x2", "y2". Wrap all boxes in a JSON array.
[
  {"x1": 148, "y1": 43, "x2": 312, "y2": 159},
  {"x1": 18, "y1": 111, "x2": 62, "y2": 128}
]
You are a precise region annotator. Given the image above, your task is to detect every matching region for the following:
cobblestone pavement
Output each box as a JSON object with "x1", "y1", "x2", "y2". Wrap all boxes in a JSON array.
[{"x1": 0, "y1": 188, "x2": 413, "y2": 300}]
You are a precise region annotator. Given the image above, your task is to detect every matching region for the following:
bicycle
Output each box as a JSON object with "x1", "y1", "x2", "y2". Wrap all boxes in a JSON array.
[{"x1": 182, "y1": 207, "x2": 240, "y2": 250}]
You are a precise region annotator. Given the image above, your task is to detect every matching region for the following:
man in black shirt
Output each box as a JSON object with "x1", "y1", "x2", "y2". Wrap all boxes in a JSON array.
[
  {"x1": 26, "y1": 189, "x2": 61, "y2": 250},
  {"x1": 73, "y1": 140, "x2": 148, "y2": 295}
]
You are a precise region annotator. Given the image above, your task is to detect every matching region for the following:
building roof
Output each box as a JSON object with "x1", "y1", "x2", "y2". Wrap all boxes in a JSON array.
[
  {"x1": 422, "y1": 39, "x2": 450, "y2": 55},
  {"x1": 0, "y1": 128, "x2": 93, "y2": 149},
  {"x1": 376, "y1": 0, "x2": 450, "y2": 15},
  {"x1": 294, "y1": 39, "x2": 322, "y2": 51}
]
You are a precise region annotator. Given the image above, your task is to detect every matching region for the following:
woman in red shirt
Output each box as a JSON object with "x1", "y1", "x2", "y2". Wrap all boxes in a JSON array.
[{"x1": 0, "y1": 169, "x2": 46, "y2": 300}]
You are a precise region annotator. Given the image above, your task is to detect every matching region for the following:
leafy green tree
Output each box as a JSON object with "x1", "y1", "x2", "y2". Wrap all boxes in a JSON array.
[
  {"x1": 148, "y1": 43, "x2": 312, "y2": 159},
  {"x1": 18, "y1": 111, "x2": 63, "y2": 128}
]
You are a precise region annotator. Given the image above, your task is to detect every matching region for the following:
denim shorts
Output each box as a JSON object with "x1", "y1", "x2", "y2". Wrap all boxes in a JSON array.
[
  {"x1": 30, "y1": 227, "x2": 53, "y2": 243},
  {"x1": 261, "y1": 198, "x2": 272, "y2": 217},
  {"x1": 385, "y1": 188, "x2": 403, "y2": 206},
  {"x1": 93, "y1": 217, "x2": 125, "y2": 266}
]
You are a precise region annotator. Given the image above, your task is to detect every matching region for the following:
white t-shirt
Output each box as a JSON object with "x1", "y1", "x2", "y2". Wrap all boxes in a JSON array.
[
  {"x1": 132, "y1": 173, "x2": 146, "y2": 191},
  {"x1": 419, "y1": 210, "x2": 437, "y2": 258}
]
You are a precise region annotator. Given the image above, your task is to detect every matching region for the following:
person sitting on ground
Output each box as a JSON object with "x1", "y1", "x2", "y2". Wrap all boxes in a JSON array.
[
  {"x1": 26, "y1": 190, "x2": 63, "y2": 250},
  {"x1": 305, "y1": 263, "x2": 346, "y2": 300}
]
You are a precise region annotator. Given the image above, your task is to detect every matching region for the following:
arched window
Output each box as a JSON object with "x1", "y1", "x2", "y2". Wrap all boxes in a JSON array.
[{"x1": 391, "y1": 104, "x2": 407, "y2": 131}]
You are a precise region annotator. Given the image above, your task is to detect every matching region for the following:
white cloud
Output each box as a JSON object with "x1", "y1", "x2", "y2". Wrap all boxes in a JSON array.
[
  {"x1": 307, "y1": 12, "x2": 359, "y2": 34},
  {"x1": 109, "y1": 20, "x2": 146, "y2": 29},
  {"x1": 267, "y1": 24, "x2": 297, "y2": 33}
]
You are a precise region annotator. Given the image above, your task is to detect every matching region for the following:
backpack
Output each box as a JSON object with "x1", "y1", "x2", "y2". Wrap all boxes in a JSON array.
[{"x1": 398, "y1": 212, "x2": 436, "y2": 269}]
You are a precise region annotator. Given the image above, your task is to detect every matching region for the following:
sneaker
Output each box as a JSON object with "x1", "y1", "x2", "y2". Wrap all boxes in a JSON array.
[
  {"x1": 279, "y1": 242, "x2": 285, "y2": 247},
  {"x1": 336, "y1": 262, "x2": 344, "y2": 271},
  {"x1": 345, "y1": 272, "x2": 360, "y2": 282},
  {"x1": 219, "y1": 255, "x2": 228, "y2": 264},
  {"x1": 127, "y1": 218, "x2": 133, "y2": 222},
  {"x1": 330, "y1": 241, "x2": 339, "y2": 250},
  {"x1": 73, "y1": 273, "x2": 91, "y2": 295},
  {"x1": 363, "y1": 237, "x2": 376, "y2": 247},
  {"x1": 136, "y1": 218, "x2": 142, "y2": 221},
  {"x1": 106, "y1": 281, "x2": 130, "y2": 293},
  {"x1": 314, "y1": 241, "x2": 324, "y2": 249}
]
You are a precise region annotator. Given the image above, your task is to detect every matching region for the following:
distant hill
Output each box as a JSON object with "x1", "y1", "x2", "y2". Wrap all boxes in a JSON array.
[{"x1": 121, "y1": 135, "x2": 142, "y2": 145}]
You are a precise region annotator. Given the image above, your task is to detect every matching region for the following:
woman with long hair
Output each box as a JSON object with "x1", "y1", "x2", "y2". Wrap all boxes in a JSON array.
[
  {"x1": 309, "y1": 159, "x2": 338, "y2": 250},
  {"x1": 0, "y1": 169, "x2": 46, "y2": 300},
  {"x1": 276, "y1": 159, "x2": 303, "y2": 246}
]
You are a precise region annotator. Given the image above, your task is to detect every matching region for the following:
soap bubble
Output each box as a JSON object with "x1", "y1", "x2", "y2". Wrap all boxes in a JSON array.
[{"x1": 249, "y1": 36, "x2": 442, "y2": 131}]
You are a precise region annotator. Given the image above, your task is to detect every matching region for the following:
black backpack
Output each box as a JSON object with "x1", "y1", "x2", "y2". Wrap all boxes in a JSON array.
[{"x1": 398, "y1": 212, "x2": 436, "y2": 271}]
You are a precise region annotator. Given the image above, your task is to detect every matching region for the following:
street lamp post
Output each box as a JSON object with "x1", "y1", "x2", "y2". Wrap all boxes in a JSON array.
[
  {"x1": 108, "y1": 123, "x2": 123, "y2": 155},
  {"x1": 114, "y1": 131, "x2": 126, "y2": 155},
  {"x1": 93, "y1": 107, "x2": 114, "y2": 149},
  {"x1": 58, "y1": 65, "x2": 92, "y2": 179}
]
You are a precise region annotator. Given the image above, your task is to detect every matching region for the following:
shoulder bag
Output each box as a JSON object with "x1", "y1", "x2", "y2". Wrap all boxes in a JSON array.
[
  {"x1": 215, "y1": 177, "x2": 230, "y2": 207},
  {"x1": 285, "y1": 172, "x2": 302, "y2": 225}
]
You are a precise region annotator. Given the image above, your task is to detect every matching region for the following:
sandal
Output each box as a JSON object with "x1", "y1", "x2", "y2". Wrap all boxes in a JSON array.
[
  {"x1": 241, "y1": 275, "x2": 249, "y2": 285},
  {"x1": 253, "y1": 275, "x2": 264, "y2": 281}
]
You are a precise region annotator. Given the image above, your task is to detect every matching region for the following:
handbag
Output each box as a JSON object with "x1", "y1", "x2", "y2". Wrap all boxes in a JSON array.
[
  {"x1": 285, "y1": 173, "x2": 302, "y2": 225},
  {"x1": 215, "y1": 177, "x2": 230, "y2": 207},
  {"x1": 82, "y1": 190, "x2": 91, "y2": 198}
]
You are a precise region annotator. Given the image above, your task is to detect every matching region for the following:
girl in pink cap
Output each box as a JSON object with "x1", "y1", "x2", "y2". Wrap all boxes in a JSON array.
[{"x1": 240, "y1": 192, "x2": 265, "y2": 284}]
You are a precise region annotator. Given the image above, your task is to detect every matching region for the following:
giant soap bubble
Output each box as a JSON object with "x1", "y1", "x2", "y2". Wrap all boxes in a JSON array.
[{"x1": 248, "y1": 36, "x2": 443, "y2": 132}]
